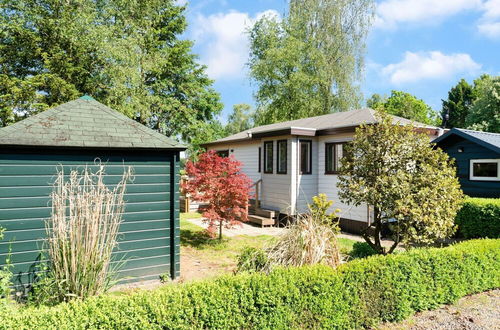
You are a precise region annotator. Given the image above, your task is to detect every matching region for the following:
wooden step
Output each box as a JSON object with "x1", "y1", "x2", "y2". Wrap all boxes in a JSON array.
[
  {"x1": 254, "y1": 208, "x2": 276, "y2": 218},
  {"x1": 248, "y1": 215, "x2": 275, "y2": 228}
]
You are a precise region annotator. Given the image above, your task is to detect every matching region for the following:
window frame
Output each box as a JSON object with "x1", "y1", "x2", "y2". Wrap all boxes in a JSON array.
[
  {"x1": 299, "y1": 139, "x2": 312, "y2": 175},
  {"x1": 264, "y1": 141, "x2": 274, "y2": 174},
  {"x1": 277, "y1": 140, "x2": 288, "y2": 174},
  {"x1": 258, "y1": 147, "x2": 262, "y2": 173},
  {"x1": 469, "y1": 159, "x2": 500, "y2": 181},
  {"x1": 216, "y1": 150, "x2": 229, "y2": 158},
  {"x1": 325, "y1": 142, "x2": 346, "y2": 175}
]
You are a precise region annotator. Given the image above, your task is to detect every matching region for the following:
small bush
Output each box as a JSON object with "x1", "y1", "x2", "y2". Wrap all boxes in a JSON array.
[
  {"x1": 455, "y1": 198, "x2": 500, "y2": 238},
  {"x1": 0, "y1": 239, "x2": 498, "y2": 329},
  {"x1": 0, "y1": 228, "x2": 12, "y2": 302},
  {"x1": 348, "y1": 242, "x2": 377, "y2": 259},
  {"x1": 236, "y1": 247, "x2": 268, "y2": 273}
]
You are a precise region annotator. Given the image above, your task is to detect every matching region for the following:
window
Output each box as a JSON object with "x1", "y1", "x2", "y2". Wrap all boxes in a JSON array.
[
  {"x1": 277, "y1": 140, "x2": 287, "y2": 174},
  {"x1": 216, "y1": 150, "x2": 229, "y2": 157},
  {"x1": 299, "y1": 140, "x2": 312, "y2": 174},
  {"x1": 470, "y1": 159, "x2": 500, "y2": 181},
  {"x1": 264, "y1": 141, "x2": 273, "y2": 173},
  {"x1": 325, "y1": 142, "x2": 345, "y2": 174},
  {"x1": 258, "y1": 147, "x2": 261, "y2": 173}
]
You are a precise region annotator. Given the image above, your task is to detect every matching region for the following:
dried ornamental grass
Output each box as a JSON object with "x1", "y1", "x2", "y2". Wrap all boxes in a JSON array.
[
  {"x1": 264, "y1": 213, "x2": 341, "y2": 271},
  {"x1": 46, "y1": 164, "x2": 132, "y2": 302}
]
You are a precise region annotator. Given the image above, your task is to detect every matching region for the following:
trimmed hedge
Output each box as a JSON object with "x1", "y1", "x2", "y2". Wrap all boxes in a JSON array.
[
  {"x1": 456, "y1": 198, "x2": 500, "y2": 238},
  {"x1": 0, "y1": 239, "x2": 498, "y2": 329}
]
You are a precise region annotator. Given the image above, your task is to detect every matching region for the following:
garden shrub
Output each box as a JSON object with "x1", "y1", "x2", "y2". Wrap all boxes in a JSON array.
[
  {"x1": 348, "y1": 241, "x2": 377, "y2": 259},
  {"x1": 455, "y1": 198, "x2": 500, "y2": 238},
  {"x1": 0, "y1": 239, "x2": 498, "y2": 329},
  {"x1": 0, "y1": 228, "x2": 12, "y2": 302},
  {"x1": 236, "y1": 247, "x2": 268, "y2": 273}
]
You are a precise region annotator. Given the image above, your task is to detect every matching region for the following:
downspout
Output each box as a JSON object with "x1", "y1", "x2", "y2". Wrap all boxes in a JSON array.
[{"x1": 294, "y1": 136, "x2": 300, "y2": 216}]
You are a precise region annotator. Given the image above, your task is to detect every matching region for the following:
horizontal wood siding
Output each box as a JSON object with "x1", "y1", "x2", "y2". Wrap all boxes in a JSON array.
[
  {"x1": 296, "y1": 138, "x2": 318, "y2": 213},
  {"x1": 260, "y1": 137, "x2": 293, "y2": 213},
  {"x1": 207, "y1": 142, "x2": 261, "y2": 184},
  {"x1": 439, "y1": 139, "x2": 500, "y2": 198},
  {"x1": 317, "y1": 135, "x2": 369, "y2": 222},
  {"x1": 0, "y1": 150, "x2": 177, "y2": 286}
]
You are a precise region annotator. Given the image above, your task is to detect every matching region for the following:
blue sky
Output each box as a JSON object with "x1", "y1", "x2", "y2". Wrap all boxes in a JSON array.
[{"x1": 181, "y1": 0, "x2": 500, "y2": 122}]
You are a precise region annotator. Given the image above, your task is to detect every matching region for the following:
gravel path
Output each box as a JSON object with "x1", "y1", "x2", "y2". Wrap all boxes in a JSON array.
[{"x1": 378, "y1": 290, "x2": 500, "y2": 330}]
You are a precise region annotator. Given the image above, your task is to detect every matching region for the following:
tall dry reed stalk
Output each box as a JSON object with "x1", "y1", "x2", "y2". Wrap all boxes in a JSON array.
[
  {"x1": 46, "y1": 164, "x2": 132, "y2": 301},
  {"x1": 264, "y1": 213, "x2": 341, "y2": 271}
]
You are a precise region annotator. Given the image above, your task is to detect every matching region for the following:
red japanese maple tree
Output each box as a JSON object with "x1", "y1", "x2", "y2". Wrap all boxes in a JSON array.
[{"x1": 182, "y1": 150, "x2": 252, "y2": 239}]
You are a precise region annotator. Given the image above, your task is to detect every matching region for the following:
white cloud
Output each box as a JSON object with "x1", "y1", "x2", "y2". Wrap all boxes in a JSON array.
[
  {"x1": 478, "y1": 0, "x2": 500, "y2": 38},
  {"x1": 382, "y1": 51, "x2": 481, "y2": 84},
  {"x1": 192, "y1": 9, "x2": 279, "y2": 80},
  {"x1": 375, "y1": 0, "x2": 481, "y2": 29}
]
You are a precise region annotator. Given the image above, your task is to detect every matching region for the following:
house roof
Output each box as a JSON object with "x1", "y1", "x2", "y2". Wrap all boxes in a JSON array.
[
  {"x1": 0, "y1": 96, "x2": 185, "y2": 150},
  {"x1": 433, "y1": 128, "x2": 500, "y2": 154},
  {"x1": 205, "y1": 108, "x2": 438, "y2": 146}
]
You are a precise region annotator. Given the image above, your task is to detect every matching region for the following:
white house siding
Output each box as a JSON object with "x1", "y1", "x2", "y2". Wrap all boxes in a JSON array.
[
  {"x1": 316, "y1": 134, "x2": 369, "y2": 222},
  {"x1": 260, "y1": 136, "x2": 294, "y2": 214},
  {"x1": 296, "y1": 137, "x2": 319, "y2": 213},
  {"x1": 207, "y1": 141, "x2": 261, "y2": 184}
]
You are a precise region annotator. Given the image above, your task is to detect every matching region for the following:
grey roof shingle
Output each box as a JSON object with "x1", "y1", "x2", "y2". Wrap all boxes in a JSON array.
[
  {"x1": 207, "y1": 108, "x2": 437, "y2": 145},
  {"x1": 433, "y1": 128, "x2": 500, "y2": 154},
  {"x1": 0, "y1": 96, "x2": 185, "y2": 149}
]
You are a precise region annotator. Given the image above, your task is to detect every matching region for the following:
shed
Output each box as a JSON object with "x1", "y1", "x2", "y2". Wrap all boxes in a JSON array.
[
  {"x1": 0, "y1": 96, "x2": 185, "y2": 287},
  {"x1": 434, "y1": 128, "x2": 500, "y2": 198}
]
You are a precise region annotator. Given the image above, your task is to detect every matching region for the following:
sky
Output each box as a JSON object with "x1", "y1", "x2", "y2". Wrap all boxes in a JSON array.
[{"x1": 181, "y1": 0, "x2": 500, "y2": 122}]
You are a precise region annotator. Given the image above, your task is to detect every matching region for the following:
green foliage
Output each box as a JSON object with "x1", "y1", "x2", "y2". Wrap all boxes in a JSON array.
[
  {"x1": 0, "y1": 0, "x2": 222, "y2": 143},
  {"x1": 236, "y1": 247, "x2": 268, "y2": 273},
  {"x1": 224, "y1": 103, "x2": 255, "y2": 136},
  {"x1": 0, "y1": 239, "x2": 498, "y2": 329},
  {"x1": 441, "y1": 78, "x2": 475, "y2": 128},
  {"x1": 249, "y1": 0, "x2": 374, "y2": 125},
  {"x1": 348, "y1": 242, "x2": 377, "y2": 259},
  {"x1": 465, "y1": 75, "x2": 500, "y2": 133},
  {"x1": 0, "y1": 228, "x2": 12, "y2": 302},
  {"x1": 338, "y1": 111, "x2": 464, "y2": 254},
  {"x1": 369, "y1": 90, "x2": 439, "y2": 125},
  {"x1": 455, "y1": 198, "x2": 500, "y2": 238},
  {"x1": 308, "y1": 194, "x2": 340, "y2": 232}
]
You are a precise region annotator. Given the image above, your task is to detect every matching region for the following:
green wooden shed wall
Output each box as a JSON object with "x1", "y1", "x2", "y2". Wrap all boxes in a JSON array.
[{"x1": 0, "y1": 97, "x2": 185, "y2": 288}]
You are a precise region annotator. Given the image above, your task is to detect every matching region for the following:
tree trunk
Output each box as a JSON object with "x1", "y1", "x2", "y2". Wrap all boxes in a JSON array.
[
  {"x1": 362, "y1": 207, "x2": 386, "y2": 255},
  {"x1": 219, "y1": 219, "x2": 223, "y2": 240}
]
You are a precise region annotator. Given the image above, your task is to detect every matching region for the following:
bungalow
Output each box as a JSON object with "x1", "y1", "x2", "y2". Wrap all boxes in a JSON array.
[
  {"x1": 434, "y1": 128, "x2": 500, "y2": 198},
  {"x1": 203, "y1": 108, "x2": 441, "y2": 233}
]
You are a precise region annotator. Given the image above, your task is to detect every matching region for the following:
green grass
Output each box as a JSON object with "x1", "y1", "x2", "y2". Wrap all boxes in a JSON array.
[{"x1": 179, "y1": 212, "x2": 367, "y2": 273}]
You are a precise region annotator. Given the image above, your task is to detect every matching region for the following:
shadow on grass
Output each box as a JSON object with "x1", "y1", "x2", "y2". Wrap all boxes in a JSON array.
[{"x1": 180, "y1": 229, "x2": 228, "y2": 249}]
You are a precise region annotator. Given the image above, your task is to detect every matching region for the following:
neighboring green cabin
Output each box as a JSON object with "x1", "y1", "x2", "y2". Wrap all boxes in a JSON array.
[
  {"x1": 434, "y1": 128, "x2": 500, "y2": 198},
  {"x1": 0, "y1": 96, "x2": 185, "y2": 288}
]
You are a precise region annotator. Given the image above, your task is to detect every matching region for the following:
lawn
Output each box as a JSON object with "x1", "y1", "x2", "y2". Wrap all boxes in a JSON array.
[{"x1": 179, "y1": 212, "x2": 366, "y2": 281}]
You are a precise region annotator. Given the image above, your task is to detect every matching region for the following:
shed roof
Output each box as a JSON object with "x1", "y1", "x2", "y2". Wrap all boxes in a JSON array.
[
  {"x1": 0, "y1": 96, "x2": 185, "y2": 150},
  {"x1": 205, "y1": 108, "x2": 438, "y2": 146},
  {"x1": 433, "y1": 128, "x2": 500, "y2": 154}
]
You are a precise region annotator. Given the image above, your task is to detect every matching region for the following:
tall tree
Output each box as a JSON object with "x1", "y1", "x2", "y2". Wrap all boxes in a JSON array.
[
  {"x1": 249, "y1": 0, "x2": 374, "y2": 125},
  {"x1": 441, "y1": 79, "x2": 475, "y2": 128},
  {"x1": 369, "y1": 90, "x2": 439, "y2": 125},
  {"x1": 225, "y1": 103, "x2": 255, "y2": 136},
  {"x1": 366, "y1": 93, "x2": 386, "y2": 110},
  {"x1": 466, "y1": 75, "x2": 500, "y2": 133},
  {"x1": 338, "y1": 112, "x2": 463, "y2": 254},
  {"x1": 0, "y1": 0, "x2": 222, "y2": 143}
]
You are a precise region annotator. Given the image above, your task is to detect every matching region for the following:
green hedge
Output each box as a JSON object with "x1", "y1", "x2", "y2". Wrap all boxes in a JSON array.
[
  {"x1": 455, "y1": 198, "x2": 500, "y2": 238},
  {"x1": 0, "y1": 239, "x2": 498, "y2": 329}
]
